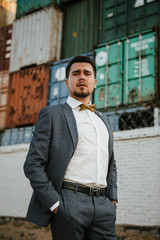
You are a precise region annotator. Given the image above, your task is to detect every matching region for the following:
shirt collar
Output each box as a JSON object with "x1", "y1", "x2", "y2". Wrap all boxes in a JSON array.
[{"x1": 67, "y1": 96, "x2": 91, "y2": 109}]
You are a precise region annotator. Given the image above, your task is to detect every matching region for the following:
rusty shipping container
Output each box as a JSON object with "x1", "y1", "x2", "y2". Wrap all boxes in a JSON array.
[
  {"x1": 0, "y1": 24, "x2": 12, "y2": 71},
  {"x1": 10, "y1": 6, "x2": 63, "y2": 73},
  {"x1": 6, "y1": 65, "x2": 50, "y2": 128},
  {"x1": 0, "y1": 71, "x2": 10, "y2": 131},
  {"x1": 0, "y1": 0, "x2": 16, "y2": 28}
]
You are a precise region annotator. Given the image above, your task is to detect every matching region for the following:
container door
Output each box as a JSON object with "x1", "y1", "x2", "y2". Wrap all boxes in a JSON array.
[
  {"x1": 62, "y1": 0, "x2": 99, "y2": 58},
  {"x1": 94, "y1": 41, "x2": 123, "y2": 109},
  {"x1": 0, "y1": 71, "x2": 9, "y2": 131},
  {"x1": 49, "y1": 59, "x2": 69, "y2": 106},
  {"x1": 100, "y1": 0, "x2": 127, "y2": 43},
  {"x1": 123, "y1": 32, "x2": 156, "y2": 105}
]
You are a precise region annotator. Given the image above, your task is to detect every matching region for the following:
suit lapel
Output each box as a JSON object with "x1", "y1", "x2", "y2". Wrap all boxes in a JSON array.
[
  {"x1": 95, "y1": 110, "x2": 113, "y2": 159},
  {"x1": 62, "y1": 103, "x2": 78, "y2": 151}
]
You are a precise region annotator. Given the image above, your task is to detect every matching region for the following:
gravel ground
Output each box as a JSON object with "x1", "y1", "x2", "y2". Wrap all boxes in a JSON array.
[{"x1": 0, "y1": 218, "x2": 159, "y2": 240}]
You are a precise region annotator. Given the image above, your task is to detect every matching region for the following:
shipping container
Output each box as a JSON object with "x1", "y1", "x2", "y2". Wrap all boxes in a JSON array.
[
  {"x1": 95, "y1": 41, "x2": 123, "y2": 109},
  {"x1": 0, "y1": 24, "x2": 12, "y2": 71},
  {"x1": 62, "y1": 0, "x2": 100, "y2": 58},
  {"x1": 6, "y1": 64, "x2": 49, "y2": 128},
  {"x1": 16, "y1": 0, "x2": 58, "y2": 18},
  {"x1": 10, "y1": 6, "x2": 63, "y2": 73},
  {"x1": 123, "y1": 31, "x2": 156, "y2": 105},
  {"x1": 0, "y1": 0, "x2": 16, "y2": 28},
  {"x1": 0, "y1": 126, "x2": 35, "y2": 145},
  {"x1": 0, "y1": 71, "x2": 10, "y2": 131},
  {"x1": 48, "y1": 52, "x2": 93, "y2": 106},
  {"x1": 94, "y1": 30, "x2": 158, "y2": 110},
  {"x1": 100, "y1": 0, "x2": 160, "y2": 43},
  {"x1": 16, "y1": 0, "x2": 72, "y2": 18}
]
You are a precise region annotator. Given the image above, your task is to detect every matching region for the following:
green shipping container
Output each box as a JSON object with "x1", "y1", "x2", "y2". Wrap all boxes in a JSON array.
[
  {"x1": 100, "y1": 0, "x2": 160, "y2": 43},
  {"x1": 62, "y1": 0, "x2": 100, "y2": 58},
  {"x1": 124, "y1": 32, "x2": 156, "y2": 105},
  {"x1": 16, "y1": 0, "x2": 56, "y2": 18},
  {"x1": 94, "y1": 31, "x2": 157, "y2": 110},
  {"x1": 95, "y1": 42, "x2": 123, "y2": 109}
]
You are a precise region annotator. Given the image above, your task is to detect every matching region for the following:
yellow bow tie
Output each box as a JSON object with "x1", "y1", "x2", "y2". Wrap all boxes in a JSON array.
[{"x1": 79, "y1": 104, "x2": 96, "y2": 112}]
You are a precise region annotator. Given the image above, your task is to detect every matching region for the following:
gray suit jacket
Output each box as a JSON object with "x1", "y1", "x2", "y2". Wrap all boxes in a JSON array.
[{"x1": 24, "y1": 102, "x2": 117, "y2": 227}]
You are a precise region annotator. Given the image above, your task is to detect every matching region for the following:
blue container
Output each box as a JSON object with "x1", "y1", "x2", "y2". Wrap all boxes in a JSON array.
[
  {"x1": 23, "y1": 126, "x2": 35, "y2": 143},
  {"x1": 103, "y1": 113, "x2": 119, "y2": 132},
  {"x1": 17, "y1": 127, "x2": 25, "y2": 144},
  {"x1": 0, "y1": 129, "x2": 11, "y2": 146},
  {"x1": 48, "y1": 52, "x2": 94, "y2": 106},
  {"x1": 10, "y1": 128, "x2": 19, "y2": 145},
  {"x1": 0, "y1": 126, "x2": 35, "y2": 146}
]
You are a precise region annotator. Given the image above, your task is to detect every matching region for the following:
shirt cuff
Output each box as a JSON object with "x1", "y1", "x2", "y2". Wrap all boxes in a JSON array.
[{"x1": 50, "y1": 201, "x2": 60, "y2": 212}]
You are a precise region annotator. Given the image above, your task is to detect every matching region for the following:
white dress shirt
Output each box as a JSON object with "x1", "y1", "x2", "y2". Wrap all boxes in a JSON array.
[
  {"x1": 50, "y1": 96, "x2": 109, "y2": 211},
  {"x1": 64, "y1": 96, "x2": 109, "y2": 187}
]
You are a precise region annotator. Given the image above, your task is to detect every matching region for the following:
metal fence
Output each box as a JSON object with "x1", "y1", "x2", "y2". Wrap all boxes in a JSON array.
[{"x1": 104, "y1": 107, "x2": 160, "y2": 132}]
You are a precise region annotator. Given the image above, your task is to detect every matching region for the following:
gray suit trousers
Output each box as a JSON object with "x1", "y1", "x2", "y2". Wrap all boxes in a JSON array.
[{"x1": 50, "y1": 188, "x2": 117, "y2": 240}]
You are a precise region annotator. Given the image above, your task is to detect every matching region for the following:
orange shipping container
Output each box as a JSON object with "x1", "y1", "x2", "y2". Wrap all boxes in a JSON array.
[
  {"x1": 6, "y1": 64, "x2": 49, "y2": 128},
  {"x1": 0, "y1": 70, "x2": 10, "y2": 131}
]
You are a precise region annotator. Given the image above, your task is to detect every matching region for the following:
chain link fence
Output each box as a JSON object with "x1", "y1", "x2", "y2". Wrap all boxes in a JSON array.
[{"x1": 104, "y1": 107, "x2": 160, "y2": 132}]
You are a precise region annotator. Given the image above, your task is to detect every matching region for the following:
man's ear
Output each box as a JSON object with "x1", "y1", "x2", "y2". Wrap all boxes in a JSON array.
[
  {"x1": 65, "y1": 79, "x2": 68, "y2": 88},
  {"x1": 94, "y1": 79, "x2": 97, "y2": 88}
]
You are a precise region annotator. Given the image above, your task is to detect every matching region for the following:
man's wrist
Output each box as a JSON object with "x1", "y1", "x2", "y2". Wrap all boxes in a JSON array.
[{"x1": 111, "y1": 200, "x2": 118, "y2": 209}]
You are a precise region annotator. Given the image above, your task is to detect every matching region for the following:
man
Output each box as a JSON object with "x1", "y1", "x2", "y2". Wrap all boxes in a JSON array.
[{"x1": 24, "y1": 56, "x2": 118, "y2": 240}]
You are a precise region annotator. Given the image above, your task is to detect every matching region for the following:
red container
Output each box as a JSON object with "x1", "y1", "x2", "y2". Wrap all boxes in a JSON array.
[
  {"x1": 0, "y1": 70, "x2": 10, "y2": 131},
  {"x1": 6, "y1": 64, "x2": 50, "y2": 128},
  {"x1": 0, "y1": 24, "x2": 12, "y2": 71}
]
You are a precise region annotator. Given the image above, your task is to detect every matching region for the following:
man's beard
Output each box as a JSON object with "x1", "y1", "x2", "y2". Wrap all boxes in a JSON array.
[{"x1": 73, "y1": 90, "x2": 90, "y2": 98}]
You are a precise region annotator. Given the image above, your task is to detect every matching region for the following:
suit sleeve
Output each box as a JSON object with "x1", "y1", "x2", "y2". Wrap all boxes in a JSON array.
[
  {"x1": 24, "y1": 107, "x2": 60, "y2": 213},
  {"x1": 108, "y1": 152, "x2": 118, "y2": 202}
]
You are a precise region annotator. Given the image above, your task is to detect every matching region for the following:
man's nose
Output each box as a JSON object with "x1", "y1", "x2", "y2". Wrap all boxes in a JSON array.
[{"x1": 79, "y1": 72, "x2": 85, "y2": 79}]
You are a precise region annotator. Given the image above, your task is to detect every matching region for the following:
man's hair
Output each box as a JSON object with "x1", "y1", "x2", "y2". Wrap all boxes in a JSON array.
[{"x1": 66, "y1": 55, "x2": 96, "y2": 78}]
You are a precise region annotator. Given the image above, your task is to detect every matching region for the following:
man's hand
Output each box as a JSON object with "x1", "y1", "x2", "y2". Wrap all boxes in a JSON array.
[
  {"x1": 111, "y1": 201, "x2": 117, "y2": 209},
  {"x1": 53, "y1": 206, "x2": 58, "y2": 214}
]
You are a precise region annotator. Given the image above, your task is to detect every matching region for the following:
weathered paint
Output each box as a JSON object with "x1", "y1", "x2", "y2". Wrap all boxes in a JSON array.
[
  {"x1": 62, "y1": 0, "x2": 99, "y2": 58},
  {"x1": 124, "y1": 31, "x2": 156, "y2": 105},
  {"x1": 16, "y1": 0, "x2": 56, "y2": 18},
  {"x1": 94, "y1": 41, "x2": 123, "y2": 109},
  {"x1": 0, "y1": 24, "x2": 12, "y2": 71},
  {"x1": 6, "y1": 64, "x2": 49, "y2": 128},
  {"x1": 100, "y1": 0, "x2": 160, "y2": 43},
  {"x1": 10, "y1": 6, "x2": 63, "y2": 73},
  {"x1": 0, "y1": 0, "x2": 16, "y2": 28},
  {"x1": 0, "y1": 71, "x2": 10, "y2": 131},
  {"x1": 94, "y1": 30, "x2": 157, "y2": 110}
]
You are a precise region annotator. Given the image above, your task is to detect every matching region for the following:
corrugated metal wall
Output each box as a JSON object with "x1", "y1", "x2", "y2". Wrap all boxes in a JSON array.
[
  {"x1": 94, "y1": 30, "x2": 157, "y2": 110},
  {"x1": 6, "y1": 65, "x2": 50, "y2": 128},
  {"x1": 0, "y1": 0, "x2": 160, "y2": 144},
  {"x1": 62, "y1": 0, "x2": 100, "y2": 58},
  {"x1": 100, "y1": 0, "x2": 160, "y2": 43},
  {"x1": 0, "y1": 71, "x2": 9, "y2": 131},
  {"x1": 0, "y1": 24, "x2": 12, "y2": 71},
  {"x1": 16, "y1": 0, "x2": 56, "y2": 18},
  {"x1": 10, "y1": 6, "x2": 63, "y2": 72}
]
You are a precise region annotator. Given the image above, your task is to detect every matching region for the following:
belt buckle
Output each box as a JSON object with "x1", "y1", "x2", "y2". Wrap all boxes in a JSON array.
[{"x1": 89, "y1": 187, "x2": 101, "y2": 196}]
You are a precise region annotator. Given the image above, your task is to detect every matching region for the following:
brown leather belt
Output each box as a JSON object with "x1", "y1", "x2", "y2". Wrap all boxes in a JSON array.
[{"x1": 62, "y1": 181, "x2": 106, "y2": 196}]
